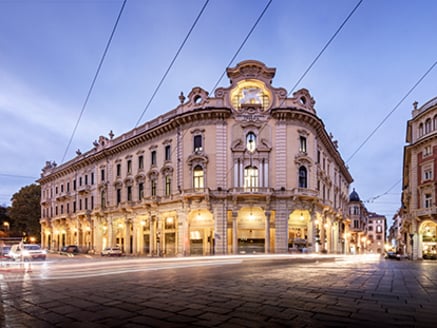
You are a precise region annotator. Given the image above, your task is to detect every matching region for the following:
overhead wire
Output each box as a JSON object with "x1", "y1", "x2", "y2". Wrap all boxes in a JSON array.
[
  {"x1": 284, "y1": 0, "x2": 363, "y2": 101},
  {"x1": 0, "y1": 173, "x2": 38, "y2": 180},
  {"x1": 217, "y1": 0, "x2": 362, "y2": 187},
  {"x1": 209, "y1": 0, "x2": 273, "y2": 95},
  {"x1": 168, "y1": 0, "x2": 273, "y2": 193},
  {"x1": 352, "y1": 59, "x2": 437, "y2": 206},
  {"x1": 208, "y1": 0, "x2": 363, "y2": 190},
  {"x1": 346, "y1": 59, "x2": 437, "y2": 164},
  {"x1": 61, "y1": 0, "x2": 127, "y2": 163},
  {"x1": 135, "y1": 0, "x2": 210, "y2": 127}
]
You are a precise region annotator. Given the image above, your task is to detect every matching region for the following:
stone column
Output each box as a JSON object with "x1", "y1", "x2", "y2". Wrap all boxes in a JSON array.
[
  {"x1": 265, "y1": 211, "x2": 271, "y2": 253},
  {"x1": 320, "y1": 215, "x2": 326, "y2": 253},
  {"x1": 108, "y1": 216, "x2": 113, "y2": 247},
  {"x1": 150, "y1": 216, "x2": 155, "y2": 256},
  {"x1": 213, "y1": 203, "x2": 227, "y2": 255},
  {"x1": 232, "y1": 211, "x2": 238, "y2": 255},
  {"x1": 177, "y1": 210, "x2": 187, "y2": 256}
]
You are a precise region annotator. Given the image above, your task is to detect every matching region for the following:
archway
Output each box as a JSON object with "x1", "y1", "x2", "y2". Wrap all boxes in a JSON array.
[
  {"x1": 188, "y1": 210, "x2": 214, "y2": 255},
  {"x1": 419, "y1": 220, "x2": 437, "y2": 259},
  {"x1": 288, "y1": 210, "x2": 310, "y2": 253},
  {"x1": 237, "y1": 207, "x2": 265, "y2": 254}
]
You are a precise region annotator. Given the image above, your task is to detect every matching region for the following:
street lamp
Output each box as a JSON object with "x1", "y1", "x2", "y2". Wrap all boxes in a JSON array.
[{"x1": 3, "y1": 221, "x2": 9, "y2": 231}]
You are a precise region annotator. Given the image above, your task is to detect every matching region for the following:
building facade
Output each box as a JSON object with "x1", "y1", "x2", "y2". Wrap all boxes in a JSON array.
[
  {"x1": 402, "y1": 98, "x2": 437, "y2": 260},
  {"x1": 39, "y1": 60, "x2": 353, "y2": 256}
]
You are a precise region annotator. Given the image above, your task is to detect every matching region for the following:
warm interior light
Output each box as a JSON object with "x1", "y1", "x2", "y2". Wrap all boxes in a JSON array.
[{"x1": 300, "y1": 213, "x2": 304, "y2": 221}]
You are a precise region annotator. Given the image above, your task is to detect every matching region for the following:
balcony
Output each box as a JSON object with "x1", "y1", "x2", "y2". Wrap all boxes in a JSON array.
[
  {"x1": 414, "y1": 207, "x2": 437, "y2": 218},
  {"x1": 56, "y1": 191, "x2": 71, "y2": 201},
  {"x1": 77, "y1": 185, "x2": 91, "y2": 194}
]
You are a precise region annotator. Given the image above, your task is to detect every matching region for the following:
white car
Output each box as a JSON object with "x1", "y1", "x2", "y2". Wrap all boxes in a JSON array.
[
  {"x1": 101, "y1": 247, "x2": 123, "y2": 256},
  {"x1": 8, "y1": 244, "x2": 47, "y2": 261}
]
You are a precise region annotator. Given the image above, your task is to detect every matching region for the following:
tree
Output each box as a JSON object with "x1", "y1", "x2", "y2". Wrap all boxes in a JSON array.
[
  {"x1": 0, "y1": 204, "x2": 11, "y2": 236},
  {"x1": 8, "y1": 184, "x2": 41, "y2": 242}
]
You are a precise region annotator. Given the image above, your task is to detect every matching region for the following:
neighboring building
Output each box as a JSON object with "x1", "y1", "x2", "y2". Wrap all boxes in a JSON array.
[
  {"x1": 366, "y1": 212, "x2": 386, "y2": 254},
  {"x1": 347, "y1": 189, "x2": 368, "y2": 254},
  {"x1": 387, "y1": 210, "x2": 403, "y2": 254},
  {"x1": 39, "y1": 60, "x2": 353, "y2": 256},
  {"x1": 347, "y1": 189, "x2": 387, "y2": 255},
  {"x1": 402, "y1": 98, "x2": 437, "y2": 260}
]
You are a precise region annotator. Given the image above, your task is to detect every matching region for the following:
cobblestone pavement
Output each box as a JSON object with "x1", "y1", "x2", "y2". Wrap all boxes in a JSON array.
[{"x1": 1, "y1": 255, "x2": 437, "y2": 327}]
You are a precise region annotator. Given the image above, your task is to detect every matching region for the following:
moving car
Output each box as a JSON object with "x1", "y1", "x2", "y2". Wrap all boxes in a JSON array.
[
  {"x1": 8, "y1": 244, "x2": 47, "y2": 261},
  {"x1": 101, "y1": 247, "x2": 122, "y2": 256},
  {"x1": 61, "y1": 245, "x2": 80, "y2": 254}
]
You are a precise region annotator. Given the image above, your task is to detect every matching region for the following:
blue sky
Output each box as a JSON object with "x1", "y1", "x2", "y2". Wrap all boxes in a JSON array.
[{"x1": 1, "y1": 0, "x2": 437, "y2": 224}]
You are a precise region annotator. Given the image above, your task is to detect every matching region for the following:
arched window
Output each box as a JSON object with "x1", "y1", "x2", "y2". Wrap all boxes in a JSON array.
[
  {"x1": 419, "y1": 123, "x2": 424, "y2": 137},
  {"x1": 244, "y1": 166, "x2": 258, "y2": 190},
  {"x1": 425, "y1": 118, "x2": 432, "y2": 134},
  {"x1": 298, "y1": 166, "x2": 307, "y2": 188},
  {"x1": 246, "y1": 132, "x2": 257, "y2": 152},
  {"x1": 193, "y1": 165, "x2": 204, "y2": 190}
]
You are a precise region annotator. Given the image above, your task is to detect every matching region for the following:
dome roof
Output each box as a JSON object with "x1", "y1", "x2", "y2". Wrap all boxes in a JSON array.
[{"x1": 349, "y1": 188, "x2": 360, "y2": 202}]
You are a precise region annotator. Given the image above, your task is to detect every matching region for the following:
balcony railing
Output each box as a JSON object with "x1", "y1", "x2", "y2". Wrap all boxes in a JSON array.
[{"x1": 414, "y1": 207, "x2": 437, "y2": 217}]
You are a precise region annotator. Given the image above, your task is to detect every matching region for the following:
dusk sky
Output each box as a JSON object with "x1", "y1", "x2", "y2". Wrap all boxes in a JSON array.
[{"x1": 1, "y1": 0, "x2": 437, "y2": 225}]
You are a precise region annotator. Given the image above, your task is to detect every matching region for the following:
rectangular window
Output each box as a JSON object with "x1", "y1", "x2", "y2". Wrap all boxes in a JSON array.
[
  {"x1": 116, "y1": 164, "x2": 121, "y2": 177},
  {"x1": 73, "y1": 179, "x2": 76, "y2": 191},
  {"x1": 116, "y1": 188, "x2": 121, "y2": 204},
  {"x1": 376, "y1": 225, "x2": 382, "y2": 233},
  {"x1": 151, "y1": 180, "x2": 156, "y2": 196},
  {"x1": 165, "y1": 145, "x2": 171, "y2": 161},
  {"x1": 244, "y1": 167, "x2": 258, "y2": 191},
  {"x1": 424, "y1": 168, "x2": 433, "y2": 181},
  {"x1": 91, "y1": 196, "x2": 94, "y2": 210},
  {"x1": 139, "y1": 183, "x2": 144, "y2": 200},
  {"x1": 79, "y1": 177, "x2": 82, "y2": 186},
  {"x1": 101, "y1": 169, "x2": 105, "y2": 181},
  {"x1": 85, "y1": 198, "x2": 88, "y2": 210},
  {"x1": 127, "y1": 186, "x2": 132, "y2": 201},
  {"x1": 165, "y1": 176, "x2": 171, "y2": 196},
  {"x1": 67, "y1": 203, "x2": 70, "y2": 214},
  {"x1": 353, "y1": 220, "x2": 359, "y2": 229},
  {"x1": 193, "y1": 167, "x2": 204, "y2": 189},
  {"x1": 127, "y1": 160, "x2": 132, "y2": 174},
  {"x1": 138, "y1": 155, "x2": 144, "y2": 170},
  {"x1": 151, "y1": 150, "x2": 157, "y2": 166},
  {"x1": 85, "y1": 174, "x2": 88, "y2": 185},
  {"x1": 91, "y1": 172, "x2": 94, "y2": 185},
  {"x1": 194, "y1": 135, "x2": 202, "y2": 152},
  {"x1": 79, "y1": 199, "x2": 82, "y2": 211},
  {"x1": 60, "y1": 205, "x2": 64, "y2": 215},
  {"x1": 425, "y1": 193, "x2": 432, "y2": 208},
  {"x1": 67, "y1": 182, "x2": 70, "y2": 192},
  {"x1": 61, "y1": 184, "x2": 64, "y2": 193},
  {"x1": 299, "y1": 136, "x2": 307, "y2": 153},
  {"x1": 73, "y1": 201, "x2": 76, "y2": 213}
]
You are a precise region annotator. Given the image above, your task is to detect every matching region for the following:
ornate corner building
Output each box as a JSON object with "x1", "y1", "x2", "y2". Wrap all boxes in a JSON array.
[
  {"x1": 38, "y1": 60, "x2": 353, "y2": 256},
  {"x1": 402, "y1": 98, "x2": 437, "y2": 260}
]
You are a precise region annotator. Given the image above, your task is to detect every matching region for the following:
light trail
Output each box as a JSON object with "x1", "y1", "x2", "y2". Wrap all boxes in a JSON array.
[{"x1": 1, "y1": 258, "x2": 243, "y2": 282}]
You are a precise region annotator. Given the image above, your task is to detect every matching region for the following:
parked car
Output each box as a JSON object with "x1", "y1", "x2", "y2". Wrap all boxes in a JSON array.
[
  {"x1": 101, "y1": 247, "x2": 122, "y2": 256},
  {"x1": 8, "y1": 244, "x2": 47, "y2": 261},
  {"x1": 61, "y1": 245, "x2": 80, "y2": 254}
]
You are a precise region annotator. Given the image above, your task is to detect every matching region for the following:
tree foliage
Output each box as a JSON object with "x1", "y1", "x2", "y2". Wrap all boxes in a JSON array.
[{"x1": 8, "y1": 184, "x2": 41, "y2": 241}]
